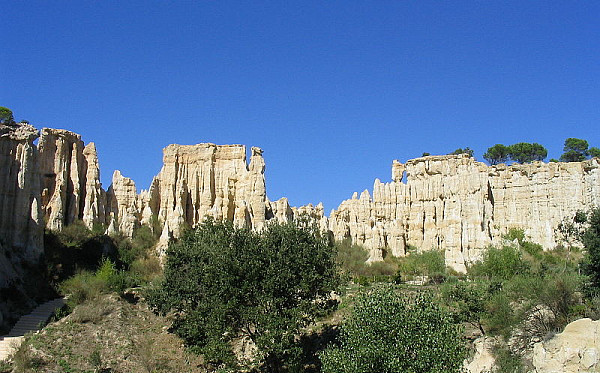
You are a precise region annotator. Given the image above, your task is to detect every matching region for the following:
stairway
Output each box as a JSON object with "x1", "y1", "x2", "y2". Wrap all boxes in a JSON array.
[{"x1": 0, "y1": 298, "x2": 65, "y2": 361}]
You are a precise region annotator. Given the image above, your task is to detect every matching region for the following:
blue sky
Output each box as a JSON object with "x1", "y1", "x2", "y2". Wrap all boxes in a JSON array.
[{"x1": 3, "y1": 1, "x2": 599, "y2": 211}]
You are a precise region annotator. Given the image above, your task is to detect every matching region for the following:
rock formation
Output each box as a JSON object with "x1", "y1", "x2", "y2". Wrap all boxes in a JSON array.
[
  {"x1": 329, "y1": 154, "x2": 600, "y2": 270},
  {"x1": 532, "y1": 318, "x2": 600, "y2": 372},
  {"x1": 0, "y1": 123, "x2": 43, "y2": 266},
  {"x1": 106, "y1": 170, "x2": 140, "y2": 237},
  {"x1": 0, "y1": 122, "x2": 44, "y2": 332},
  {"x1": 38, "y1": 128, "x2": 106, "y2": 231},
  {"x1": 9, "y1": 124, "x2": 600, "y2": 272},
  {"x1": 145, "y1": 143, "x2": 269, "y2": 240}
]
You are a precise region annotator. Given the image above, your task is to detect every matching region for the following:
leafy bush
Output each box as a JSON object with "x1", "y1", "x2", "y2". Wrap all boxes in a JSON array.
[
  {"x1": 147, "y1": 219, "x2": 340, "y2": 371},
  {"x1": 396, "y1": 249, "x2": 446, "y2": 281},
  {"x1": 469, "y1": 245, "x2": 529, "y2": 281},
  {"x1": 60, "y1": 271, "x2": 107, "y2": 307},
  {"x1": 441, "y1": 279, "x2": 491, "y2": 334},
  {"x1": 582, "y1": 208, "x2": 600, "y2": 291},
  {"x1": 320, "y1": 286, "x2": 466, "y2": 373}
]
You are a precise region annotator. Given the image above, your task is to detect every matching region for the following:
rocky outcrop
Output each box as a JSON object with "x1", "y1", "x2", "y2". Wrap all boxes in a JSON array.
[
  {"x1": 329, "y1": 155, "x2": 600, "y2": 270},
  {"x1": 0, "y1": 122, "x2": 45, "y2": 333},
  {"x1": 106, "y1": 170, "x2": 140, "y2": 237},
  {"x1": 38, "y1": 128, "x2": 106, "y2": 231},
  {"x1": 0, "y1": 123, "x2": 43, "y2": 267},
  {"x1": 532, "y1": 318, "x2": 600, "y2": 372},
  {"x1": 145, "y1": 143, "x2": 270, "y2": 240}
]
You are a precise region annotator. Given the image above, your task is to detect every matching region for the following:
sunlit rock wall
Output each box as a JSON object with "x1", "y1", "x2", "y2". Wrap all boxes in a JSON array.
[{"x1": 329, "y1": 154, "x2": 600, "y2": 271}]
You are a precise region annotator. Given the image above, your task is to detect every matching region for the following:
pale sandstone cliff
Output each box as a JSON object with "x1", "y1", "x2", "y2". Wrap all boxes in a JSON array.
[
  {"x1": 0, "y1": 122, "x2": 44, "y2": 330},
  {"x1": 329, "y1": 154, "x2": 600, "y2": 270},
  {"x1": 0, "y1": 123, "x2": 43, "y2": 267},
  {"x1": 146, "y1": 143, "x2": 269, "y2": 241},
  {"x1": 38, "y1": 128, "x2": 106, "y2": 231},
  {"x1": 28, "y1": 128, "x2": 600, "y2": 272}
]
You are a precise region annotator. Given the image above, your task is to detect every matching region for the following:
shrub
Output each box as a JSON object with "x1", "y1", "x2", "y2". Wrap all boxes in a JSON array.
[
  {"x1": 147, "y1": 219, "x2": 340, "y2": 371},
  {"x1": 582, "y1": 208, "x2": 600, "y2": 291},
  {"x1": 441, "y1": 279, "x2": 490, "y2": 334},
  {"x1": 320, "y1": 286, "x2": 466, "y2": 373},
  {"x1": 469, "y1": 245, "x2": 529, "y2": 281},
  {"x1": 60, "y1": 271, "x2": 107, "y2": 307},
  {"x1": 396, "y1": 249, "x2": 446, "y2": 280}
]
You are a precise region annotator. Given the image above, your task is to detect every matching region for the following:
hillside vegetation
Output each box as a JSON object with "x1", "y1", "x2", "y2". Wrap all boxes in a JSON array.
[{"x1": 2, "y1": 209, "x2": 600, "y2": 372}]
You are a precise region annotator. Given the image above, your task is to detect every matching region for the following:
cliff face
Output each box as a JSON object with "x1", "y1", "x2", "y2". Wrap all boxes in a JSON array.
[
  {"x1": 20, "y1": 126, "x2": 600, "y2": 272},
  {"x1": 0, "y1": 123, "x2": 43, "y2": 267},
  {"x1": 0, "y1": 123, "x2": 44, "y2": 331},
  {"x1": 38, "y1": 128, "x2": 106, "y2": 231},
  {"x1": 329, "y1": 154, "x2": 600, "y2": 270},
  {"x1": 148, "y1": 143, "x2": 269, "y2": 240}
]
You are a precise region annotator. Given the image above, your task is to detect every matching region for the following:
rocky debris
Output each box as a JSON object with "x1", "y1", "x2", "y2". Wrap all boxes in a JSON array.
[
  {"x1": 465, "y1": 336, "x2": 497, "y2": 373},
  {"x1": 329, "y1": 154, "x2": 600, "y2": 271},
  {"x1": 532, "y1": 318, "x2": 600, "y2": 372}
]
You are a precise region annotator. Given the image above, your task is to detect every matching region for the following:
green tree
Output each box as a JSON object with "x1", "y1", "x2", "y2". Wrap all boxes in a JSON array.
[
  {"x1": 582, "y1": 208, "x2": 600, "y2": 291},
  {"x1": 560, "y1": 138, "x2": 589, "y2": 162},
  {"x1": 147, "y1": 219, "x2": 340, "y2": 371},
  {"x1": 484, "y1": 144, "x2": 510, "y2": 165},
  {"x1": 320, "y1": 286, "x2": 466, "y2": 373},
  {"x1": 0, "y1": 106, "x2": 15, "y2": 125},
  {"x1": 450, "y1": 147, "x2": 474, "y2": 157},
  {"x1": 588, "y1": 147, "x2": 600, "y2": 159},
  {"x1": 508, "y1": 142, "x2": 547, "y2": 163}
]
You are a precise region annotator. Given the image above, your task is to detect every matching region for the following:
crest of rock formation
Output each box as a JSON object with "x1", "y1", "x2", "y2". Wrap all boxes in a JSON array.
[{"x1": 329, "y1": 154, "x2": 600, "y2": 270}]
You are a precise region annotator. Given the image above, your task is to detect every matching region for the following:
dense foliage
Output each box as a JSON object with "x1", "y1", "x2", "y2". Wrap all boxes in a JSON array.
[
  {"x1": 449, "y1": 147, "x2": 474, "y2": 157},
  {"x1": 507, "y1": 142, "x2": 547, "y2": 163},
  {"x1": 582, "y1": 208, "x2": 600, "y2": 291},
  {"x1": 147, "y1": 219, "x2": 340, "y2": 371},
  {"x1": 320, "y1": 286, "x2": 466, "y2": 373},
  {"x1": 484, "y1": 144, "x2": 510, "y2": 165},
  {"x1": 0, "y1": 106, "x2": 14, "y2": 125}
]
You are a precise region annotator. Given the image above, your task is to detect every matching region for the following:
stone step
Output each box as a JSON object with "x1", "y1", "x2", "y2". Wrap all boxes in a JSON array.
[{"x1": 0, "y1": 298, "x2": 65, "y2": 361}]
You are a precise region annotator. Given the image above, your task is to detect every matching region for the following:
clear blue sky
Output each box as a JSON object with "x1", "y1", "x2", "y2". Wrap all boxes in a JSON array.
[{"x1": 3, "y1": 1, "x2": 599, "y2": 212}]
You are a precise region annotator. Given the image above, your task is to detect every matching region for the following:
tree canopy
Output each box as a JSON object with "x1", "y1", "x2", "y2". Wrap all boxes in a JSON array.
[
  {"x1": 147, "y1": 218, "x2": 340, "y2": 371},
  {"x1": 582, "y1": 208, "x2": 600, "y2": 291},
  {"x1": 560, "y1": 138, "x2": 589, "y2": 162},
  {"x1": 320, "y1": 286, "x2": 466, "y2": 373},
  {"x1": 449, "y1": 147, "x2": 474, "y2": 157},
  {"x1": 483, "y1": 144, "x2": 510, "y2": 165},
  {"x1": 0, "y1": 106, "x2": 15, "y2": 125},
  {"x1": 507, "y1": 142, "x2": 547, "y2": 164}
]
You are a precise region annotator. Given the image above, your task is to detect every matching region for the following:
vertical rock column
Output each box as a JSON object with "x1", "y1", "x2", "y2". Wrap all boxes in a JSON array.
[
  {"x1": 38, "y1": 128, "x2": 86, "y2": 231},
  {"x1": 0, "y1": 123, "x2": 43, "y2": 262}
]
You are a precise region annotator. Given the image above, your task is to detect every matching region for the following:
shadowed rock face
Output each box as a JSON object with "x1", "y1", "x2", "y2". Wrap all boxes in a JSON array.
[
  {"x1": 328, "y1": 154, "x2": 600, "y2": 271},
  {"x1": 0, "y1": 123, "x2": 43, "y2": 267},
  {"x1": 0, "y1": 123, "x2": 45, "y2": 332}
]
